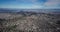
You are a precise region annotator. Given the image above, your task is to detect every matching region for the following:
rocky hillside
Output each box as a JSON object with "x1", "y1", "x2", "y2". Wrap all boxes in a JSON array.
[{"x1": 0, "y1": 13, "x2": 60, "y2": 32}]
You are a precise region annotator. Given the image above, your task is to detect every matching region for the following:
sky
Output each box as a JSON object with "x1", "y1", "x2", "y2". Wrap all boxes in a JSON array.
[{"x1": 0, "y1": 0, "x2": 60, "y2": 9}]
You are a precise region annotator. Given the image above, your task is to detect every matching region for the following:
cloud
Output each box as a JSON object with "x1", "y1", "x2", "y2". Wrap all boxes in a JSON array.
[
  {"x1": 44, "y1": 0, "x2": 60, "y2": 7},
  {"x1": 14, "y1": 0, "x2": 60, "y2": 8},
  {"x1": 16, "y1": 0, "x2": 43, "y2": 7}
]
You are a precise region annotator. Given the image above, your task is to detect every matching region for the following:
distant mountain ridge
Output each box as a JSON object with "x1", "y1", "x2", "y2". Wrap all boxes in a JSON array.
[{"x1": 0, "y1": 8, "x2": 60, "y2": 14}]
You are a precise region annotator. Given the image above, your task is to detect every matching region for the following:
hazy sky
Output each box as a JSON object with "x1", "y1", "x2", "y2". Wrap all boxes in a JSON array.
[{"x1": 0, "y1": 0, "x2": 60, "y2": 9}]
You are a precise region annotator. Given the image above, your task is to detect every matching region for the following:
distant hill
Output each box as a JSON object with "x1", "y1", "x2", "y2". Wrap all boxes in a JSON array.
[{"x1": 0, "y1": 8, "x2": 60, "y2": 14}]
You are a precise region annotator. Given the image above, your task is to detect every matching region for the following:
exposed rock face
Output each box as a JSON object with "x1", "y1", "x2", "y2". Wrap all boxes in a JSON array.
[{"x1": 0, "y1": 13, "x2": 60, "y2": 32}]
